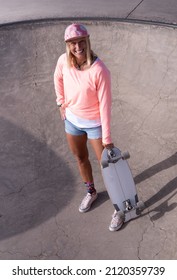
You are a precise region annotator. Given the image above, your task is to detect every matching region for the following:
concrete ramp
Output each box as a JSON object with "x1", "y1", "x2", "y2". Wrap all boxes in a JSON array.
[{"x1": 0, "y1": 20, "x2": 177, "y2": 259}]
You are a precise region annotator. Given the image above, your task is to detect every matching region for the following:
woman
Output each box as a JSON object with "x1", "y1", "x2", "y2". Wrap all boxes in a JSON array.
[{"x1": 54, "y1": 23, "x2": 123, "y2": 231}]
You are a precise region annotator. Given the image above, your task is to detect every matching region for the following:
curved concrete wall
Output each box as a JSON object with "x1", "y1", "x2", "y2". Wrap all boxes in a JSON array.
[
  {"x1": 1, "y1": 21, "x2": 176, "y2": 165},
  {"x1": 0, "y1": 21, "x2": 177, "y2": 259}
]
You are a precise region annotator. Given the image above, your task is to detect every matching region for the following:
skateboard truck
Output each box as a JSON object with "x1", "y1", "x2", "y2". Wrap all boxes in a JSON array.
[
  {"x1": 107, "y1": 149, "x2": 118, "y2": 163},
  {"x1": 123, "y1": 199, "x2": 145, "y2": 213},
  {"x1": 101, "y1": 149, "x2": 130, "y2": 168},
  {"x1": 108, "y1": 149, "x2": 130, "y2": 162},
  {"x1": 108, "y1": 149, "x2": 116, "y2": 158},
  {"x1": 123, "y1": 199, "x2": 133, "y2": 211}
]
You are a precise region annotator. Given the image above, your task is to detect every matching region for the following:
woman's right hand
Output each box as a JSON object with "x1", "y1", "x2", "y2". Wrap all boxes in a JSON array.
[{"x1": 59, "y1": 106, "x2": 66, "y2": 120}]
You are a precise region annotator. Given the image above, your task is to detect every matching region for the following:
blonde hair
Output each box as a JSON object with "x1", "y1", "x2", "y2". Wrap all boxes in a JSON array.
[{"x1": 66, "y1": 37, "x2": 96, "y2": 69}]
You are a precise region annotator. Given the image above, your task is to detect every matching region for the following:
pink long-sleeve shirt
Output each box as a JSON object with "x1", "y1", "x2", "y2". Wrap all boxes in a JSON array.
[{"x1": 54, "y1": 53, "x2": 112, "y2": 144}]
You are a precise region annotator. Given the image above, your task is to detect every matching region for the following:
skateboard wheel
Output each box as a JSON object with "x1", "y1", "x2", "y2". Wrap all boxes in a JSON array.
[
  {"x1": 121, "y1": 151, "x2": 130, "y2": 160},
  {"x1": 137, "y1": 201, "x2": 145, "y2": 210},
  {"x1": 101, "y1": 160, "x2": 109, "y2": 169}
]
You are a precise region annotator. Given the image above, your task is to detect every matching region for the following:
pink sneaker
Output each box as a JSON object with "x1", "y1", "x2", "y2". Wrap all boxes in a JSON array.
[
  {"x1": 109, "y1": 210, "x2": 124, "y2": 231},
  {"x1": 79, "y1": 192, "x2": 98, "y2": 213}
]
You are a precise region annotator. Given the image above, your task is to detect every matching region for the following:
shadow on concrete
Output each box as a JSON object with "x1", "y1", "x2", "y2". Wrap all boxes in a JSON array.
[
  {"x1": 146, "y1": 189, "x2": 177, "y2": 221},
  {"x1": 142, "y1": 177, "x2": 177, "y2": 221},
  {"x1": 91, "y1": 190, "x2": 109, "y2": 211},
  {"x1": 134, "y1": 153, "x2": 177, "y2": 184},
  {"x1": 0, "y1": 117, "x2": 75, "y2": 240},
  {"x1": 134, "y1": 153, "x2": 177, "y2": 220}
]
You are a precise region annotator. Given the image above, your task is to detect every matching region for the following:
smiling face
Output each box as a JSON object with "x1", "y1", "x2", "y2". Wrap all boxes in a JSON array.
[{"x1": 68, "y1": 38, "x2": 87, "y2": 63}]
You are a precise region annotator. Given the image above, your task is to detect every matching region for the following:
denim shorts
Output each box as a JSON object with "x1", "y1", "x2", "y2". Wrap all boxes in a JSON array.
[{"x1": 64, "y1": 119, "x2": 102, "y2": 139}]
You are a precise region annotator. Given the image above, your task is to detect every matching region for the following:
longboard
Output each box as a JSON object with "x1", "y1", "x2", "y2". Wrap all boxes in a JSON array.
[{"x1": 101, "y1": 147, "x2": 144, "y2": 222}]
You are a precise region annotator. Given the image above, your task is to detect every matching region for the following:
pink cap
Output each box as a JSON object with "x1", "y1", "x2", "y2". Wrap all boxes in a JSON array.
[{"x1": 64, "y1": 23, "x2": 89, "y2": 42}]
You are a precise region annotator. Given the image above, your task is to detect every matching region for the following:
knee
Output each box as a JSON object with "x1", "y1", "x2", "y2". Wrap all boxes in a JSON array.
[{"x1": 75, "y1": 154, "x2": 89, "y2": 165}]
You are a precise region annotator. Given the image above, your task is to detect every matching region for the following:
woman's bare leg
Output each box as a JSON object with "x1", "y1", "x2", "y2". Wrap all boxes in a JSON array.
[
  {"x1": 66, "y1": 133, "x2": 98, "y2": 212},
  {"x1": 66, "y1": 133, "x2": 93, "y2": 182},
  {"x1": 89, "y1": 138, "x2": 104, "y2": 162}
]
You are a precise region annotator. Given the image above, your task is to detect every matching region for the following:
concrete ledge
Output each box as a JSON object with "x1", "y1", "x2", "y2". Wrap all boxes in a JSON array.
[{"x1": 1, "y1": 0, "x2": 177, "y2": 26}]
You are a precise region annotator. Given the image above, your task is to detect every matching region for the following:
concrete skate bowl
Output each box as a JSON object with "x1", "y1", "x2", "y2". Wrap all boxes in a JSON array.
[{"x1": 0, "y1": 20, "x2": 177, "y2": 240}]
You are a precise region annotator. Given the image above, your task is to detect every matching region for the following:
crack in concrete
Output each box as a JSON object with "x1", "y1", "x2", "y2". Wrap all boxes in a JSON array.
[
  {"x1": 54, "y1": 215, "x2": 82, "y2": 260},
  {"x1": 0, "y1": 248, "x2": 30, "y2": 259},
  {"x1": 132, "y1": 29, "x2": 177, "y2": 134},
  {"x1": 137, "y1": 208, "x2": 170, "y2": 259},
  {"x1": 149, "y1": 214, "x2": 168, "y2": 259},
  {"x1": 138, "y1": 98, "x2": 161, "y2": 131},
  {"x1": 54, "y1": 216, "x2": 65, "y2": 258},
  {"x1": 0, "y1": 163, "x2": 64, "y2": 198},
  {"x1": 137, "y1": 226, "x2": 148, "y2": 259},
  {"x1": 126, "y1": 0, "x2": 145, "y2": 19},
  {"x1": 157, "y1": 39, "x2": 177, "y2": 100},
  {"x1": 153, "y1": 226, "x2": 167, "y2": 259},
  {"x1": 137, "y1": 210, "x2": 153, "y2": 259}
]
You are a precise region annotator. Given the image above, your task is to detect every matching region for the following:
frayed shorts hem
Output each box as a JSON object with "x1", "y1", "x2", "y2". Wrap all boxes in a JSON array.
[{"x1": 64, "y1": 119, "x2": 102, "y2": 139}]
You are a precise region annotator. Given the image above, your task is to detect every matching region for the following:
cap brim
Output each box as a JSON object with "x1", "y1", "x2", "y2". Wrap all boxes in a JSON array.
[{"x1": 65, "y1": 35, "x2": 89, "y2": 42}]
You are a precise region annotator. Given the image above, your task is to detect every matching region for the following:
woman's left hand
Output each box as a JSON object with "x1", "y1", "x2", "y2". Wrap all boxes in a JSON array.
[{"x1": 102, "y1": 143, "x2": 114, "y2": 149}]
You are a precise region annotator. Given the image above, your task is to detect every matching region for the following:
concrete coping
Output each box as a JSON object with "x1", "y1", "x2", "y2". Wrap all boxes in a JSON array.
[{"x1": 1, "y1": 17, "x2": 177, "y2": 29}]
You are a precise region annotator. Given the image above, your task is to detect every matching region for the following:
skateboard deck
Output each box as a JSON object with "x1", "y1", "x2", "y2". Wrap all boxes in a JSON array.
[{"x1": 101, "y1": 147, "x2": 144, "y2": 222}]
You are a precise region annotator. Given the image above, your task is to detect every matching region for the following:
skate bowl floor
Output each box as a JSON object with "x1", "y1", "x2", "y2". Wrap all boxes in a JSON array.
[{"x1": 0, "y1": 8, "x2": 177, "y2": 259}]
